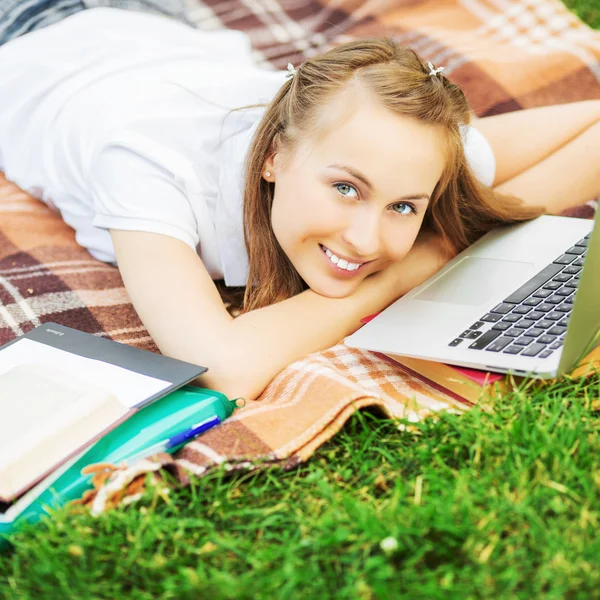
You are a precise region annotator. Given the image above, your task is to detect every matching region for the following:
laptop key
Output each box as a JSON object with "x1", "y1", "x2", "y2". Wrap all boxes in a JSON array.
[
  {"x1": 491, "y1": 303, "x2": 516, "y2": 314},
  {"x1": 555, "y1": 306, "x2": 572, "y2": 314},
  {"x1": 503, "y1": 345, "x2": 523, "y2": 355},
  {"x1": 503, "y1": 314, "x2": 522, "y2": 323},
  {"x1": 553, "y1": 254, "x2": 576, "y2": 265},
  {"x1": 546, "y1": 325, "x2": 567, "y2": 335},
  {"x1": 532, "y1": 289, "x2": 553, "y2": 298},
  {"x1": 522, "y1": 343, "x2": 546, "y2": 357},
  {"x1": 466, "y1": 330, "x2": 482, "y2": 339},
  {"x1": 513, "y1": 337, "x2": 532, "y2": 346},
  {"x1": 503, "y1": 263, "x2": 563, "y2": 304},
  {"x1": 556, "y1": 288, "x2": 573, "y2": 296},
  {"x1": 576, "y1": 238, "x2": 589, "y2": 247},
  {"x1": 550, "y1": 341, "x2": 563, "y2": 349},
  {"x1": 460, "y1": 329, "x2": 483, "y2": 339},
  {"x1": 523, "y1": 297, "x2": 543, "y2": 306},
  {"x1": 524, "y1": 327, "x2": 544, "y2": 337},
  {"x1": 547, "y1": 312, "x2": 563, "y2": 320},
  {"x1": 574, "y1": 257, "x2": 586, "y2": 267},
  {"x1": 563, "y1": 265, "x2": 581, "y2": 275},
  {"x1": 527, "y1": 311, "x2": 545, "y2": 320},
  {"x1": 566, "y1": 245, "x2": 586, "y2": 255},
  {"x1": 536, "y1": 304, "x2": 553, "y2": 313},
  {"x1": 564, "y1": 281, "x2": 578, "y2": 288},
  {"x1": 537, "y1": 319, "x2": 554, "y2": 329},
  {"x1": 492, "y1": 322, "x2": 512, "y2": 331},
  {"x1": 469, "y1": 321, "x2": 485, "y2": 330},
  {"x1": 546, "y1": 295, "x2": 563, "y2": 305},
  {"x1": 538, "y1": 335, "x2": 556, "y2": 344},
  {"x1": 539, "y1": 350, "x2": 554, "y2": 359},
  {"x1": 469, "y1": 329, "x2": 502, "y2": 349},
  {"x1": 481, "y1": 313, "x2": 502, "y2": 323},
  {"x1": 449, "y1": 338, "x2": 463, "y2": 347},
  {"x1": 514, "y1": 319, "x2": 535, "y2": 329},
  {"x1": 505, "y1": 329, "x2": 522, "y2": 337},
  {"x1": 502, "y1": 344, "x2": 523, "y2": 354},
  {"x1": 486, "y1": 337, "x2": 513, "y2": 352},
  {"x1": 553, "y1": 274, "x2": 572, "y2": 283},
  {"x1": 558, "y1": 318, "x2": 570, "y2": 327},
  {"x1": 543, "y1": 281, "x2": 562, "y2": 291},
  {"x1": 513, "y1": 305, "x2": 533, "y2": 315}
]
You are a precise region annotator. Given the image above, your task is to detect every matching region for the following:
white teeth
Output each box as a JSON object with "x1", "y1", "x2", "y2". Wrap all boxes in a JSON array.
[{"x1": 322, "y1": 246, "x2": 362, "y2": 271}]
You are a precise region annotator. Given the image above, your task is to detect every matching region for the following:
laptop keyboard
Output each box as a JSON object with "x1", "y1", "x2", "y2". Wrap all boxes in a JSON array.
[{"x1": 448, "y1": 232, "x2": 591, "y2": 359}]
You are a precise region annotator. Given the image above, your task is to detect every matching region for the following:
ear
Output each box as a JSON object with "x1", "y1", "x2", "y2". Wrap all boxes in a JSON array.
[
  {"x1": 262, "y1": 153, "x2": 276, "y2": 182},
  {"x1": 262, "y1": 135, "x2": 285, "y2": 182}
]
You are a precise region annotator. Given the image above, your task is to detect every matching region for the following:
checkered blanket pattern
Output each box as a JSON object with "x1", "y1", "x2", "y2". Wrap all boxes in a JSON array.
[{"x1": 1, "y1": 0, "x2": 598, "y2": 510}]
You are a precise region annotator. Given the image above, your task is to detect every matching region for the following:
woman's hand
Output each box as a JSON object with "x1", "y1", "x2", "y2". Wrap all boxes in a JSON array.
[{"x1": 363, "y1": 230, "x2": 454, "y2": 306}]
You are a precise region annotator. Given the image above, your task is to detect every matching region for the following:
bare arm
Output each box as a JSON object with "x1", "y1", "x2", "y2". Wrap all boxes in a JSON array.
[
  {"x1": 473, "y1": 100, "x2": 600, "y2": 213},
  {"x1": 110, "y1": 230, "x2": 449, "y2": 401}
]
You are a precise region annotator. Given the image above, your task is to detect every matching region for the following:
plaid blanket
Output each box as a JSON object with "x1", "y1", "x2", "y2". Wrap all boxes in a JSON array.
[{"x1": 1, "y1": 0, "x2": 599, "y2": 511}]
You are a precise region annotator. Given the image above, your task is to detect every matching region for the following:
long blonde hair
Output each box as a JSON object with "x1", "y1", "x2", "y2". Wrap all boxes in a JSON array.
[{"x1": 241, "y1": 38, "x2": 542, "y2": 312}]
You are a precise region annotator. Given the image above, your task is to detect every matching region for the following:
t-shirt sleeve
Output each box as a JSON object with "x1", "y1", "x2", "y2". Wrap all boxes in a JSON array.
[
  {"x1": 87, "y1": 144, "x2": 200, "y2": 251},
  {"x1": 460, "y1": 124, "x2": 497, "y2": 188}
]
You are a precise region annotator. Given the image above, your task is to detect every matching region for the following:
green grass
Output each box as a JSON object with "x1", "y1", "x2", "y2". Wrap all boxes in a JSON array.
[
  {"x1": 1, "y1": 5, "x2": 599, "y2": 599},
  {"x1": 1, "y1": 374, "x2": 600, "y2": 599},
  {"x1": 563, "y1": 0, "x2": 600, "y2": 29}
]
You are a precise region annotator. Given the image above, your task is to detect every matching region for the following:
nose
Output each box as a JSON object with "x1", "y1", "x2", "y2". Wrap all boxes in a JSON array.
[{"x1": 341, "y1": 206, "x2": 381, "y2": 258}]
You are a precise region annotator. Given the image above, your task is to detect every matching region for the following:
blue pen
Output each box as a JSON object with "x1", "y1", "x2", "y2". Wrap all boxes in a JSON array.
[{"x1": 123, "y1": 415, "x2": 221, "y2": 464}]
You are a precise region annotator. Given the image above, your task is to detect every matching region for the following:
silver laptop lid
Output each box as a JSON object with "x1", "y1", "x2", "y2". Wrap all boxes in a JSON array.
[
  {"x1": 346, "y1": 211, "x2": 598, "y2": 377},
  {"x1": 558, "y1": 207, "x2": 600, "y2": 375}
]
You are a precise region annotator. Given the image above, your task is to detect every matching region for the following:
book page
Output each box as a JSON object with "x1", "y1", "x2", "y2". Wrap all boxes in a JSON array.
[
  {"x1": 0, "y1": 338, "x2": 170, "y2": 409},
  {"x1": 0, "y1": 366, "x2": 90, "y2": 452}
]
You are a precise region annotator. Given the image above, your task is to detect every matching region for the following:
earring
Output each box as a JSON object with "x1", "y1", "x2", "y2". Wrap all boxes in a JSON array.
[{"x1": 265, "y1": 171, "x2": 271, "y2": 177}]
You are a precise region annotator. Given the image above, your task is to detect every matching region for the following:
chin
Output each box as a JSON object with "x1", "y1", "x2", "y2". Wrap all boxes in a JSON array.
[{"x1": 305, "y1": 276, "x2": 359, "y2": 299}]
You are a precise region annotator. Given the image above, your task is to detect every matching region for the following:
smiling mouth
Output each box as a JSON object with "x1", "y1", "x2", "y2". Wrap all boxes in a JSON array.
[{"x1": 319, "y1": 244, "x2": 368, "y2": 272}]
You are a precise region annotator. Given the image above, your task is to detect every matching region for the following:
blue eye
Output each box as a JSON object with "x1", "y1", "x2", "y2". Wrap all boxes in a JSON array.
[
  {"x1": 334, "y1": 182, "x2": 358, "y2": 198},
  {"x1": 391, "y1": 202, "x2": 417, "y2": 215}
]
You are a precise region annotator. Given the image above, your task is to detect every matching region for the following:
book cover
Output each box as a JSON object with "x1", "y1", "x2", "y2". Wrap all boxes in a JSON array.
[
  {"x1": 379, "y1": 353, "x2": 513, "y2": 405},
  {"x1": 0, "y1": 322, "x2": 207, "y2": 502},
  {"x1": 383, "y1": 347, "x2": 600, "y2": 404}
]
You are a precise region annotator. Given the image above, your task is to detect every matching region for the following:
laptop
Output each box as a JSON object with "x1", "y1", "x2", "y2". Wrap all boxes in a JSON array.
[{"x1": 346, "y1": 209, "x2": 599, "y2": 378}]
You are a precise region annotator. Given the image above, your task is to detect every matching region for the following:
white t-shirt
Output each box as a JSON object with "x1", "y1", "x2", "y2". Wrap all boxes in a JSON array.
[{"x1": 0, "y1": 7, "x2": 495, "y2": 287}]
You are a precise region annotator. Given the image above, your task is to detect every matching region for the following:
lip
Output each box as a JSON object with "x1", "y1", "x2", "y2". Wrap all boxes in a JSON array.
[
  {"x1": 319, "y1": 244, "x2": 369, "y2": 266},
  {"x1": 319, "y1": 244, "x2": 371, "y2": 277}
]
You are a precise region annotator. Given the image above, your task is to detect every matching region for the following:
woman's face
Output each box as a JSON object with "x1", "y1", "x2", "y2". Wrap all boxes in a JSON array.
[{"x1": 266, "y1": 94, "x2": 447, "y2": 298}]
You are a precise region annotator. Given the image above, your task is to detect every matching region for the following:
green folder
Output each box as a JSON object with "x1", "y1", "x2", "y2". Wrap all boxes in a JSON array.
[{"x1": 0, "y1": 385, "x2": 238, "y2": 550}]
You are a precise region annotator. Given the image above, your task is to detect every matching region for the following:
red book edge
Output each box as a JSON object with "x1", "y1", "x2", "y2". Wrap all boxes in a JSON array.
[{"x1": 373, "y1": 351, "x2": 475, "y2": 407}]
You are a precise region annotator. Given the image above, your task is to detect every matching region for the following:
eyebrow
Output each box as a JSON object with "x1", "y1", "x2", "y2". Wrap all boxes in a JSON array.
[{"x1": 327, "y1": 163, "x2": 431, "y2": 201}]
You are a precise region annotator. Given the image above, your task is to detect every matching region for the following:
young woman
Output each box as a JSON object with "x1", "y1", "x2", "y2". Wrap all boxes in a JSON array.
[{"x1": 1, "y1": 2, "x2": 599, "y2": 401}]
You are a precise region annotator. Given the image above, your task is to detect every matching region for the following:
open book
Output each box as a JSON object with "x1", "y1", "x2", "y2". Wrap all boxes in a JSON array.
[{"x1": 0, "y1": 323, "x2": 206, "y2": 502}]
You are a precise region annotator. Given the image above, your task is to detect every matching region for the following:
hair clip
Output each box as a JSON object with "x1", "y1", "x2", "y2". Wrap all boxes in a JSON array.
[
  {"x1": 427, "y1": 61, "x2": 445, "y2": 77},
  {"x1": 286, "y1": 63, "x2": 297, "y2": 79}
]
